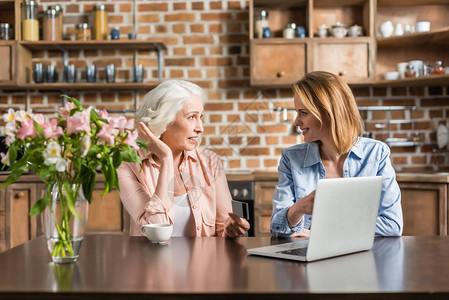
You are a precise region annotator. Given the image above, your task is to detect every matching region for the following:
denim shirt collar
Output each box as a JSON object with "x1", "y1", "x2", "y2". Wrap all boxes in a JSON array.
[{"x1": 303, "y1": 138, "x2": 364, "y2": 168}]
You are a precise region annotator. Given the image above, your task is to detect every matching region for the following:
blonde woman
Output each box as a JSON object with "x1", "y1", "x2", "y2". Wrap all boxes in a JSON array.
[
  {"x1": 118, "y1": 79, "x2": 249, "y2": 237},
  {"x1": 270, "y1": 71, "x2": 403, "y2": 237}
]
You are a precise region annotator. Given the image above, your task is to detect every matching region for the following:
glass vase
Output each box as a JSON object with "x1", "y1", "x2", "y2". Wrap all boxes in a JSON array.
[{"x1": 42, "y1": 182, "x2": 88, "y2": 263}]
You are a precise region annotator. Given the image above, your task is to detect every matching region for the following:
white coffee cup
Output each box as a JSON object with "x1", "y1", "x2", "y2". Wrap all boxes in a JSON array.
[
  {"x1": 394, "y1": 23, "x2": 404, "y2": 36},
  {"x1": 397, "y1": 62, "x2": 409, "y2": 79},
  {"x1": 415, "y1": 21, "x2": 430, "y2": 33},
  {"x1": 140, "y1": 224, "x2": 173, "y2": 244},
  {"x1": 409, "y1": 60, "x2": 424, "y2": 77}
]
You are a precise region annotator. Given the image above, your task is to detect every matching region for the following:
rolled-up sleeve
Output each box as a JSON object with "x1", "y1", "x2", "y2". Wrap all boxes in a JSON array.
[
  {"x1": 212, "y1": 158, "x2": 232, "y2": 237},
  {"x1": 375, "y1": 145, "x2": 403, "y2": 237},
  {"x1": 118, "y1": 162, "x2": 174, "y2": 235},
  {"x1": 270, "y1": 151, "x2": 304, "y2": 237}
]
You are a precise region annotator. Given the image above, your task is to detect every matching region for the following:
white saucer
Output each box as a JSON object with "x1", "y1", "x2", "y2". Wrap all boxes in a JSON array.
[{"x1": 437, "y1": 124, "x2": 449, "y2": 149}]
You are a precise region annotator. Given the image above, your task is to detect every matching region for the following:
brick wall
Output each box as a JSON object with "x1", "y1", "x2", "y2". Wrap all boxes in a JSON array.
[{"x1": 1, "y1": 0, "x2": 449, "y2": 172}]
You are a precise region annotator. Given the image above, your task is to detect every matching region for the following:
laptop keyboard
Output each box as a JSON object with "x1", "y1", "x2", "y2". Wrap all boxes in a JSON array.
[{"x1": 276, "y1": 247, "x2": 308, "y2": 256}]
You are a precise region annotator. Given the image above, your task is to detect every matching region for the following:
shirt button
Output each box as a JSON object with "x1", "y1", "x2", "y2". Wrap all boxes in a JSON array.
[
  {"x1": 192, "y1": 204, "x2": 197, "y2": 209},
  {"x1": 344, "y1": 170, "x2": 348, "y2": 173},
  {"x1": 276, "y1": 226, "x2": 280, "y2": 230},
  {"x1": 197, "y1": 225, "x2": 201, "y2": 230}
]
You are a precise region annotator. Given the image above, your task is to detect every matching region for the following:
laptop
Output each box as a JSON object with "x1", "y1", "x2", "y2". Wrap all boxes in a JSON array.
[{"x1": 247, "y1": 176, "x2": 383, "y2": 262}]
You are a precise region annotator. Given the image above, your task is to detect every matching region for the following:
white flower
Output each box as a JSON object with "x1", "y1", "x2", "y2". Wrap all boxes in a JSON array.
[
  {"x1": 44, "y1": 141, "x2": 62, "y2": 166},
  {"x1": 55, "y1": 158, "x2": 68, "y2": 172},
  {"x1": 3, "y1": 108, "x2": 16, "y2": 123},
  {"x1": 16, "y1": 110, "x2": 33, "y2": 122},
  {"x1": 1, "y1": 151, "x2": 10, "y2": 166},
  {"x1": 81, "y1": 135, "x2": 91, "y2": 157}
]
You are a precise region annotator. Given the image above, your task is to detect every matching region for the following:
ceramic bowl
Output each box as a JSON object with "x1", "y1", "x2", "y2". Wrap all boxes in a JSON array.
[
  {"x1": 383, "y1": 71, "x2": 400, "y2": 80},
  {"x1": 415, "y1": 21, "x2": 430, "y2": 33}
]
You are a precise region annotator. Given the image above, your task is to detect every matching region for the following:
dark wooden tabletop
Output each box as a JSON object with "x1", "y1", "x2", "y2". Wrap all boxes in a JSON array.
[{"x1": 1, "y1": 235, "x2": 449, "y2": 299}]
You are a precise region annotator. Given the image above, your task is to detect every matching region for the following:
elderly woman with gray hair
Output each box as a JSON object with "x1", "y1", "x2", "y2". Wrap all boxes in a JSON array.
[{"x1": 118, "y1": 79, "x2": 250, "y2": 238}]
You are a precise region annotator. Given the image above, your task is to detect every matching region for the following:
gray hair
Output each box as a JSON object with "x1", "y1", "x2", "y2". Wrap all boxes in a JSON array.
[{"x1": 136, "y1": 79, "x2": 205, "y2": 138}]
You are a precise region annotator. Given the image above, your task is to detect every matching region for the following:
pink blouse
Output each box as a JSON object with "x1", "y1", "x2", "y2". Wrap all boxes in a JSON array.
[{"x1": 117, "y1": 147, "x2": 232, "y2": 237}]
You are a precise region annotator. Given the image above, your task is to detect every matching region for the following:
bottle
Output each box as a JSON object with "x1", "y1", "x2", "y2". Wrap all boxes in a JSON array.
[
  {"x1": 433, "y1": 61, "x2": 445, "y2": 75},
  {"x1": 93, "y1": 4, "x2": 108, "y2": 41},
  {"x1": 43, "y1": 8, "x2": 60, "y2": 41},
  {"x1": 21, "y1": 0, "x2": 39, "y2": 41},
  {"x1": 76, "y1": 23, "x2": 91, "y2": 41},
  {"x1": 255, "y1": 10, "x2": 268, "y2": 39}
]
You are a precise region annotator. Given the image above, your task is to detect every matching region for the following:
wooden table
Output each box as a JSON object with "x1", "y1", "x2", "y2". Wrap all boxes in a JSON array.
[{"x1": 1, "y1": 235, "x2": 449, "y2": 299}]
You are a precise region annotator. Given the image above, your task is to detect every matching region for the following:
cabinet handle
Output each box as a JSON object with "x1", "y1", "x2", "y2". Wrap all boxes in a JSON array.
[
  {"x1": 338, "y1": 71, "x2": 347, "y2": 77},
  {"x1": 15, "y1": 192, "x2": 25, "y2": 199},
  {"x1": 276, "y1": 71, "x2": 285, "y2": 78}
]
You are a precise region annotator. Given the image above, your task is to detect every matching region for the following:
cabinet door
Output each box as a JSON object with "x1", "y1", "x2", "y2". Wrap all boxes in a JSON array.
[
  {"x1": 399, "y1": 182, "x2": 447, "y2": 236},
  {"x1": 312, "y1": 38, "x2": 375, "y2": 83},
  {"x1": 0, "y1": 187, "x2": 5, "y2": 252},
  {"x1": 0, "y1": 44, "x2": 12, "y2": 82},
  {"x1": 254, "y1": 181, "x2": 276, "y2": 237},
  {"x1": 250, "y1": 39, "x2": 309, "y2": 87},
  {"x1": 86, "y1": 184, "x2": 129, "y2": 235},
  {"x1": 4, "y1": 183, "x2": 38, "y2": 250}
]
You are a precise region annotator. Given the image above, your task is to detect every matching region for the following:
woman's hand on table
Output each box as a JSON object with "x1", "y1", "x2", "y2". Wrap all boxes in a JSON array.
[{"x1": 223, "y1": 212, "x2": 250, "y2": 238}]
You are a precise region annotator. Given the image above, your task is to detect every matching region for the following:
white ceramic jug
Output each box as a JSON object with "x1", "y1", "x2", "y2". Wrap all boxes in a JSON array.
[{"x1": 379, "y1": 21, "x2": 394, "y2": 38}]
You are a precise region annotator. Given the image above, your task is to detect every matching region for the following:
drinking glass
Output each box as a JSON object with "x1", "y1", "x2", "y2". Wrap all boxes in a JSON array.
[
  {"x1": 133, "y1": 64, "x2": 144, "y2": 82},
  {"x1": 105, "y1": 64, "x2": 116, "y2": 83}
]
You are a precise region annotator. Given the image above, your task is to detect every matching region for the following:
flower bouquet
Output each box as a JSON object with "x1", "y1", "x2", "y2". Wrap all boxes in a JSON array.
[{"x1": 1, "y1": 95, "x2": 145, "y2": 262}]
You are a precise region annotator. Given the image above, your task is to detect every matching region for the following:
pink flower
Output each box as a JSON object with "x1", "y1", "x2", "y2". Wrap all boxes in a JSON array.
[
  {"x1": 124, "y1": 130, "x2": 139, "y2": 150},
  {"x1": 97, "y1": 123, "x2": 118, "y2": 146},
  {"x1": 58, "y1": 102, "x2": 76, "y2": 117},
  {"x1": 66, "y1": 109, "x2": 91, "y2": 135},
  {"x1": 33, "y1": 113, "x2": 45, "y2": 125},
  {"x1": 98, "y1": 110, "x2": 109, "y2": 119},
  {"x1": 43, "y1": 119, "x2": 64, "y2": 139},
  {"x1": 16, "y1": 118, "x2": 37, "y2": 139}
]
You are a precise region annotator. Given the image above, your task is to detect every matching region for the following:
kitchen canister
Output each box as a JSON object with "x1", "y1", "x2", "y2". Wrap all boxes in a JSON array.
[
  {"x1": 93, "y1": 4, "x2": 108, "y2": 40},
  {"x1": 0, "y1": 23, "x2": 13, "y2": 40},
  {"x1": 21, "y1": 0, "x2": 39, "y2": 41}
]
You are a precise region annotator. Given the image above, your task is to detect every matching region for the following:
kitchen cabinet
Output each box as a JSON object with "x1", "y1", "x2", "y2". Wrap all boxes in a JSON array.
[
  {"x1": 375, "y1": 0, "x2": 449, "y2": 86},
  {"x1": 249, "y1": 0, "x2": 376, "y2": 87},
  {"x1": 254, "y1": 181, "x2": 277, "y2": 236},
  {"x1": 0, "y1": 175, "x2": 129, "y2": 252},
  {"x1": 0, "y1": 0, "x2": 166, "y2": 91}
]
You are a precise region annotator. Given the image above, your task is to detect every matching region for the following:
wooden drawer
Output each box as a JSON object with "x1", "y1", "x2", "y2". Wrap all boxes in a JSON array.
[
  {"x1": 87, "y1": 189, "x2": 127, "y2": 234},
  {"x1": 312, "y1": 38, "x2": 375, "y2": 84},
  {"x1": 250, "y1": 39, "x2": 309, "y2": 87}
]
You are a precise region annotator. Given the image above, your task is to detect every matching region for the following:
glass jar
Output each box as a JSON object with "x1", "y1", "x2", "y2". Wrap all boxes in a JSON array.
[
  {"x1": 433, "y1": 61, "x2": 445, "y2": 75},
  {"x1": 21, "y1": 0, "x2": 39, "y2": 41},
  {"x1": 76, "y1": 23, "x2": 91, "y2": 41},
  {"x1": 43, "y1": 8, "x2": 60, "y2": 41},
  {"x1": 93, "y1": 4, "x2": 108, "y2": 41},
  {"x1": 0, "y1": 23, "x2": 13, "y2": 40},
  {"x1": 255, "y1": 10, "x2": 268, "y2": 39},
  {"x1": 50, "y1": 5, "x2": 63, "y2": 40}
]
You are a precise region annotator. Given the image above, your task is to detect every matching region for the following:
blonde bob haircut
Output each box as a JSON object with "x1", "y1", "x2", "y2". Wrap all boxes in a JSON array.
[
  {"x1": 135, "y1": 79, "x2": 205, "y2": 139},
  {"x1": 292, "y1": 71, "x2": 363, "y2": 155}
]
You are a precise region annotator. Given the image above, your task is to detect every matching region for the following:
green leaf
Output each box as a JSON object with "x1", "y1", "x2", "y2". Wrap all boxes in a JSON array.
[
  {"x1": 112, "y1": 150, "x2": 122, "y2": 168},
  {"x1": 120, "y1": 147, "x2": 140, "y2": 162},
  {"x1": 137, "y1": 139, "x2": 148, "y2": 150},
  {"x1": 61, "y1": 95, "x2": 82, "y2": 109},
  {"x1": 29, "y1": 197, "x2": 48, "y2": 216},
  {"x1": 1, "y1": 169, "x2": 24, "y2": 187},
  {"x1": 33, "y1": 120, "x2": 44, "y2": 137},
  {"x1": 81, "y1": 168, "x2": 96, "y2": 204}
]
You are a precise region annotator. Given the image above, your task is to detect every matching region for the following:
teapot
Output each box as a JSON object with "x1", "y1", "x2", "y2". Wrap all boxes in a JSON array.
[
  {"x1": 348, "y1": 24, "x2": 362, "y2": 37},
  {"x1": 379, "y1": 21, "x2": 394, "y2": 38},
  {"x1": 331, "y1": 22, "x2": 347, "y2": 38},
  {"x1": 317, "y1": 24, "x2": 329, "y2": 38}
]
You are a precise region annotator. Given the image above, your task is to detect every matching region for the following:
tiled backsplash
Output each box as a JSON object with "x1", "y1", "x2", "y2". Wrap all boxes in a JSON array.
[{"x1": 1, "y1": 1, "x2": 448, "y2": 172}]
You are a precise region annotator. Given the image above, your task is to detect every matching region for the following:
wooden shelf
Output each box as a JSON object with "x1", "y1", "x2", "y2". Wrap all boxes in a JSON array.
[
  {"x1": 371, "y1": 74, "x2": 449, "y2": 87},
  {"x1": 19, "y1": 40, "x2": 167, "y2": 51},
  {"x1": 377, "y1": 27, "x2": 449, "y2": 47},
  {"x1": 1, "y1": 82, "x2": 160, "y2": 91}
]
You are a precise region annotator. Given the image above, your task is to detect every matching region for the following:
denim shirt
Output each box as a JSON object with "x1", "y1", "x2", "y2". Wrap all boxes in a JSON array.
[{"x1": 270, "y1": 137, "x2": 403, "y2": 237}]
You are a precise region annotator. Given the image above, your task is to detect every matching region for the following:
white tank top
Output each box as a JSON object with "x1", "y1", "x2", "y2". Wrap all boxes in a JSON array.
[{"x1": 172, "y1": 193, "x2": 195, "y2": 237}]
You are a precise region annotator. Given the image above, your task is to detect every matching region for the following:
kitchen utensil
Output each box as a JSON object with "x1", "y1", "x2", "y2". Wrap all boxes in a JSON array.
[
  {"x1": 397, "y1": 62, "x2": 408, "y2": 79},
  {"x1": 394, "y1": 23, "x2": 404, "y2": 36},
  {"x1": 331, "y1": 22, "x2": 347, "y2": 38},
  {"x1": 64, "y1": 64, "x2": 77, "y2": 83},
  {"x1": 317, "y1": 24, "x2": 328, "y2": 38},
  {"x1": 46, "y1": 65, "x2": 57, "y2": 83},
  {"x1": 86, "y1": 65, "x2": 96, "y2": 82},
  {"x1": 348, "y1": 25, "x2": 362, "y2": 37},
  {"x1": 133, "y1": 64, "x2": 144, "y2": 82},
  {"x1": 140, "y1": 224, "x2": 173, "y2": 244}
]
